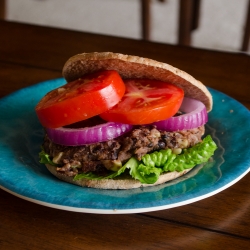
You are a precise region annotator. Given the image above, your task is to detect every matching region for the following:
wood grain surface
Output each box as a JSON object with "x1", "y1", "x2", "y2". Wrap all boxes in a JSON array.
[{"x1": 0, "y1": 20, "x2": 250, "y2": 250}]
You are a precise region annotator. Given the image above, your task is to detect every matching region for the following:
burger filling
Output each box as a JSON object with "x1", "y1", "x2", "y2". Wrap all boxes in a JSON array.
[{"x1": 42, "y1": 125, "x2": 205, "y2": 177}]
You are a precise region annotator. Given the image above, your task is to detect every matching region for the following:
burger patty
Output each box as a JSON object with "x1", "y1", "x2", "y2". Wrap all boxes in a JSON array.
[{"x1": 43, "y1": 125, "x2": 205, "y2": 177}]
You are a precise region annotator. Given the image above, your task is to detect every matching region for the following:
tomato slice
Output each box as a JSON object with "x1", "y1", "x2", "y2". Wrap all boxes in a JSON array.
[
  {"x1": 35, "y1": 70, "x2": 125, "y2": 128},
  {"x1": 100, "y1": 79, "x2": 184, "y2": 125}
]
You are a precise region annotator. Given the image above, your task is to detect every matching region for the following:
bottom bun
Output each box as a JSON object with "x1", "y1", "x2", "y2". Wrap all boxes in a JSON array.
[{"x1": 46, "y1": 164, "x2": 192, "y2": 190}]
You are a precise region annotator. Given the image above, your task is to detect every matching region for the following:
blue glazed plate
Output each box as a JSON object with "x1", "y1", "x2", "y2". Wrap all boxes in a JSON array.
[{"x1": 0, "y1": 78, "x2": 250, "y2": 214}]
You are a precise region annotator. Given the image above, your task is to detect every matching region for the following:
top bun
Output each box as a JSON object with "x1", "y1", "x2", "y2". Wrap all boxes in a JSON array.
[{"x1": 62, "y1": 52, "x2": 212, "y2": 111}]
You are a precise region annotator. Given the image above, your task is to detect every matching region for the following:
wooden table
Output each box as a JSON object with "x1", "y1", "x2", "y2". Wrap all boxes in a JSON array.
[{"x1": 1, "y1": 20, "x2": 250, "y2": 250}]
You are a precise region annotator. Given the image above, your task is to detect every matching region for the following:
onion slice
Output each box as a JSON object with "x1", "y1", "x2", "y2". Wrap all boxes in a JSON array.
[
  {"x1": 46, "y1": 122, "x2": 133, "y2": 146},
  {"x1": 152, "y1": 97, "x2": 208, "y2": 131}
]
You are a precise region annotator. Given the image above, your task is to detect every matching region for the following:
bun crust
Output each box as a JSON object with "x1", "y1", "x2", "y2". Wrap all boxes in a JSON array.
[
  {"x1": 46, "y1": 164, "x2": 192, "y2": 190},
  {"x1": 62, "y1": 52, "x2": 212, "y2": 111}
]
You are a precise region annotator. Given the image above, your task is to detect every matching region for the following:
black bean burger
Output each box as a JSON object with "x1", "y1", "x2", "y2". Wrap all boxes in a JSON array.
[{"x1": 36, "y1": 52, "x2": 217, "y2": 189}]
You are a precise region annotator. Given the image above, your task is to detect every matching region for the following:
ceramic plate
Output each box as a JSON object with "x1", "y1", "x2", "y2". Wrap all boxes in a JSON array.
[{"x1": 1, "y1": 78, "x2": 250, "y2": 214}]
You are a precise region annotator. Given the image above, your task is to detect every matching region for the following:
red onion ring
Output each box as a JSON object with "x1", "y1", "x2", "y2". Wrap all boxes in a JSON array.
[
  {"x1": 152, "y1": 97, "x2": 208, "y2": 131},
  {"x1": 46, "y1": 122, "x2": 133, "y2": 146}
]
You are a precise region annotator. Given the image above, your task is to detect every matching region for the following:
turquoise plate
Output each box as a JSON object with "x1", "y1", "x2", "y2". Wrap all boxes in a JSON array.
[{"x1": 0, "y1": 78, "x2": 250, "y2": 214}]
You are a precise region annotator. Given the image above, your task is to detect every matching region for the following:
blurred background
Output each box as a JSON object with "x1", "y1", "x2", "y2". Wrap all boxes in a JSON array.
[{"x1": 3, "y1": 0, "x2": 250, "y2": 53}]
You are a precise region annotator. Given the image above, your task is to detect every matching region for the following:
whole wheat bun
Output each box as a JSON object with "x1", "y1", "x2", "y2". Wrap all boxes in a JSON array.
[
  {"x1": 62, "y1": 52, "x2": 212, "y2": 111},
  {"x1": 46, "y1": 164, "x2": 192, "y2": 190},
  {"x1": 50, "y1": 52, "x2": 212, "y2": 189}
]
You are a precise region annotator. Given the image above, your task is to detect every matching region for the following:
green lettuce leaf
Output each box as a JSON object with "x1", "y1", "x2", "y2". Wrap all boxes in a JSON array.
[
  {"x1": 137, "y1": 135, "x2": 217, "y2": 183},
  {"x1": 166, "y1": 135, "x2": 218, "y2": 172},
  {"x1": 39, "y1": 149, "x2": 58, "y2": 166},
  {"x1": 127, "y1": 157, "x2": 163, "y2": 184}
]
